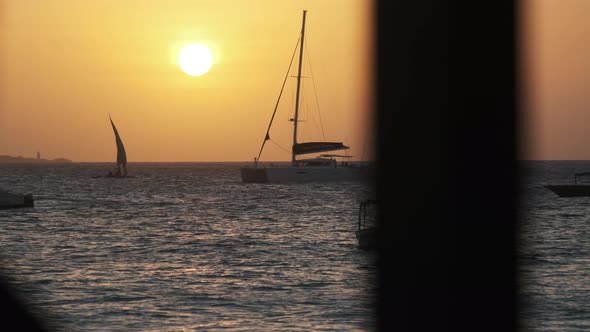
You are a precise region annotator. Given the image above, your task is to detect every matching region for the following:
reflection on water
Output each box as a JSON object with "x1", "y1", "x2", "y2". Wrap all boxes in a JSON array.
[
  {"x1": 520, "y1": 161, "x2": 590, "y2": 331},
  {"x1": 0, "y1": 163, "x2": 376, "y2": 331}
]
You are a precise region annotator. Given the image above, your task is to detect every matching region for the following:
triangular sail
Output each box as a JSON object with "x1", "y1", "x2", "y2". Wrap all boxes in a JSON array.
[{"x1": 109, "y1": 115, "x2": 127, "y2": 174}]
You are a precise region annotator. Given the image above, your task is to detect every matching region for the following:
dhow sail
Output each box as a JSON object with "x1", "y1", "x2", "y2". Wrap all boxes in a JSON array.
[{"x1": 109, "y1": 115, "x2": 127, "y2": 176}]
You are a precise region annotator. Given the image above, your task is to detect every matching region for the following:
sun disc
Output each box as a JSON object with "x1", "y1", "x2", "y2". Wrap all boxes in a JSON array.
[{"x1": 179, "y1": 44, "x2": 213, "y2": 76}]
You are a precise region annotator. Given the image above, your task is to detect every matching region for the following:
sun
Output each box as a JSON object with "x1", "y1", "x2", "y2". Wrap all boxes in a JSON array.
[{"x1": 178, "y1": 44, "x2": 213, "y2": 76}]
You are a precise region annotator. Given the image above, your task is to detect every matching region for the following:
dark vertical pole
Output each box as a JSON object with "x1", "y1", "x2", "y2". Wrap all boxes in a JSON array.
[
  {"x1": 292, "y1": 10, "x2": 307, "y2": 166},
  {"x1": 375, "y1": 1, "x2": 518, "y2": 331}
]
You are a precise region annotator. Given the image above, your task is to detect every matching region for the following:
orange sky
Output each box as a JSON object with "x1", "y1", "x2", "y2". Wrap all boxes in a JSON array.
[
  {"x1": 522, "y1": 0, "x2": 590, "y2": 160},
  {"x1": 0, "y1": 0, "x2": 374, "y2": 162}
]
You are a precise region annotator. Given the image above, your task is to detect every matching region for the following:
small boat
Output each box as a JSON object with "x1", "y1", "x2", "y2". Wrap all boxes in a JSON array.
[
  {"x1": 93, "y1": 115, "x2": 133, "y2": 178},
  {"x1": 240, "y1": 10, "x2": 370, "y2": 183},
  {"x1": 545, "y1": 172, "x2": 590, "y2": 197},
  {"x1": 356, "y1": 199, "x2": 377, "y2": 250},
  {"x1": 0, "y1": 190, "x2": 34, "y2": 209}
]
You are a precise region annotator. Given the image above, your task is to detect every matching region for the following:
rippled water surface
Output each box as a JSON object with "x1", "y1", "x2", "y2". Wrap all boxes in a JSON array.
[
  {"x1": 0, "y1": 163, "x2": 376, "y2": 331},
  {"x1": 520, "y1": 161, "x2": 590, "y2": 331}
]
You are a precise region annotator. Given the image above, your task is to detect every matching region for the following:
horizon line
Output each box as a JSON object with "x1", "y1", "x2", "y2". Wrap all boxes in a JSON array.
[{"x1": 0, "y1": 160, "x2": 376, "y2": 163}]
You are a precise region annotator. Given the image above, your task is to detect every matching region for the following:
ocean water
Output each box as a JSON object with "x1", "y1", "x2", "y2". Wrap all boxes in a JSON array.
[
  {"x1": 520, "y1": 161, "x2": 590, "y2": 331},
  {"x1": 0, "y1": 163, "x2": 376, "y2": 331}
]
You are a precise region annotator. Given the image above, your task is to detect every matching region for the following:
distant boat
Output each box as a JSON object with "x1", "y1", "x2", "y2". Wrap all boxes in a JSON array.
[
  {"x1": 0, "y1": 190, "x2": 34, "y2": 209},
  {"x1": 355, "y1": 199, "x2": 376, "y2": 250},
  {"x1": 545, "y1": 172, "x2": 590, "y2": 197},
  {"x1": 93, "y1": 115, "x2": 132, "y2": 178},
  {"x1": 240, "y1": 10, "x2": 370, "y2": 183}
]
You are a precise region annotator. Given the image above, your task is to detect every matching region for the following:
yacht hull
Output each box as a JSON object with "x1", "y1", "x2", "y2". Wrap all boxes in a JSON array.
[
  {"x1": 241, "y1": 166, "x2": 368, "y2": 183},
  {"x1": 0, "y1": 192, "x2": 34, "y2": 209},
  {"x1": 545, "y1": 185, "x2": 590, "y2": 197}
]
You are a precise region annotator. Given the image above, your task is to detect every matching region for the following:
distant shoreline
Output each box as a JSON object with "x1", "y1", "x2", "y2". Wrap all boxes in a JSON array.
[{"x1": 0, "y1": 155, "x2": 72, "y2": 164}]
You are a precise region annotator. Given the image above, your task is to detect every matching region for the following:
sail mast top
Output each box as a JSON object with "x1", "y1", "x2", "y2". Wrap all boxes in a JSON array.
[{"x1": 292, "y1": 10, "x2": 307, "y2": 166}]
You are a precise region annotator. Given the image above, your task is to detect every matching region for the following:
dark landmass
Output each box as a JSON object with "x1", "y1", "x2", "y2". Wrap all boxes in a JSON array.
[{"x1": 0, "y1": 155, "x2": 72, "y2": 164}]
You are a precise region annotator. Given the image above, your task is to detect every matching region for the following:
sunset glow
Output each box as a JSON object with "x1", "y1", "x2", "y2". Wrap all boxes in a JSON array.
[
  {"x1": 523, "y1": 0, "x2": 590, "y2": 160},
  {"x1": 0, "y1": 1, "x2": 373, "y2": 162}
]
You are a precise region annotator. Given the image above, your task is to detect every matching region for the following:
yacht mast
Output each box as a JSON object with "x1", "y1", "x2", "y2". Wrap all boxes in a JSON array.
[{"x1": 292, "y1": 10, "x2": 307, "y2": 166}]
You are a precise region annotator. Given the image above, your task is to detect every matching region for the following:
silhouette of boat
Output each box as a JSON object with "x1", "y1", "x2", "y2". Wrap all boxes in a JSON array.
[
  {"x1": 545, "y1": 172, "x2": 590, "y2": 197},
  {"x1": 240, "y1": 10, "x2": 369, "y2": 183},
  {"x1": 93, "y1": 115, "x2": 134, "y2": 178},
  {"x1": 356, "y1": 199, "x2": 377, "y2": 250},
  {"x1": 0, "y1": 190, "x2": 34, "y2": 209}
]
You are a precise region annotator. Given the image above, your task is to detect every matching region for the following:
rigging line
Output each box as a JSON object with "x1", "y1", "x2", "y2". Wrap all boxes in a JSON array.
[
  {"x1": 306, "y1": 97, "x2": 323, "y2": 139},
  {"x1": 255, "y1": 37, "x2": 301, "y2": 166},
  {"x1": 304, "y1": 39, "x2": 326, "y2": 142},
  {"x1": 301, "y1": 80, "x2": 308, "y2": 122},
  {"x1": 269, "y1": 139, "x2": 292, "y2": 154},
  {"x1": 299, "y1": 83, "x2": 310, "y2": 142}
]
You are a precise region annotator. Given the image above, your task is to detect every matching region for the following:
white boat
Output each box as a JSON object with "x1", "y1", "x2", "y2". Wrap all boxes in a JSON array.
[
  {"x1": 0, "y1": 190, "x2": 34, "y2": 209},
  {"x1": 93, "y1": 115, "x2": 132, "y2": 178},
  {"x1": 241, "y1": 10, "x2": 370, "y2": 183}
]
